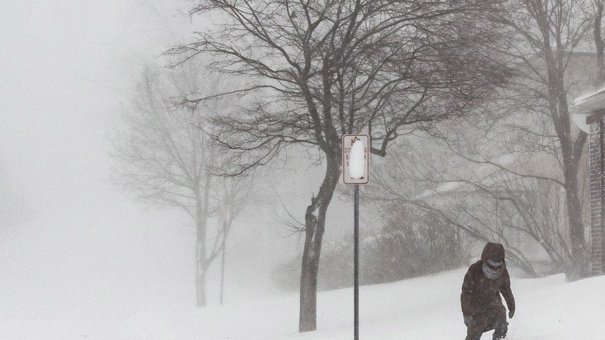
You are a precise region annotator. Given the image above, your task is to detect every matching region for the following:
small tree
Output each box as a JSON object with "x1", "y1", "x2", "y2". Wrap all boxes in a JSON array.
[
  {"x1": 111, "y1": 62, "x2": 254, "y2": 306},
  {"x1": 363, "y1": 203, "x2": 467, "y2": 282},
  {"x1": 272, "y1": 203, "x2": 467, "y2": 291}
]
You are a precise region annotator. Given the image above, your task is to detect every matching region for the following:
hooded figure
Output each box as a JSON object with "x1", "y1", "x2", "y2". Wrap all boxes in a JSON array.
[{"x1": 461, "y1": 242, "x2": 515, "y2": 340}]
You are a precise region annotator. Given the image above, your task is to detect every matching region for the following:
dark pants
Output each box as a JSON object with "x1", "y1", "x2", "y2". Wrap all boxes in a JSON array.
[{"x1": 465, "y1": 305, "x2": 508, "y2": 340}]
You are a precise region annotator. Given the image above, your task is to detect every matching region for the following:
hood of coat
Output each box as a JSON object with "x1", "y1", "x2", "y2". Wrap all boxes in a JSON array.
[
  {"x1": 481, "y1": 242, "x2": 505, "y2": 263},
  {"x1": 480, "y1": 242, "x2": 506, "y2": 280}
]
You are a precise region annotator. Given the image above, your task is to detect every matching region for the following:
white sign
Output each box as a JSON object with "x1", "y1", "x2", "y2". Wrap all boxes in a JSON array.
[{"x1": 342, "y1": 134, "x2": 370, "y2": 184}]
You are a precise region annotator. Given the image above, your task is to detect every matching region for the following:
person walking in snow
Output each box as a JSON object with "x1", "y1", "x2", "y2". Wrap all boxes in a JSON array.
[{"x1": 461, "y1": 242, "x2": 515, "y2": 340}]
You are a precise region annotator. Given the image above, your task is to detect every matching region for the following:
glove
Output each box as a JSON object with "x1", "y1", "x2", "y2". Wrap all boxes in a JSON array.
[
  {"x1": 509, "y1": 309, "x2": 515, "y2": 319},
  {"x1": 464, "y1": 315, "x2": 473, "y2": 326}
]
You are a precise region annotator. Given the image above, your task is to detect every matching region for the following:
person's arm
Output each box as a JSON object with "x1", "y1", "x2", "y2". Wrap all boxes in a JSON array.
[
  {"x1": 461, "y1": 268, "x2": 477, "y2": 317},
  {"x1": 500, "y1": 268, "x2": 515, "y2": 318}
]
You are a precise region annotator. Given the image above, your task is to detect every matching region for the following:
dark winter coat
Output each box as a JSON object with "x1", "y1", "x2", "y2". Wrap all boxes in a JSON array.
[{"x1": 460, "y1": 243, "x2": 515, "y2": 319}]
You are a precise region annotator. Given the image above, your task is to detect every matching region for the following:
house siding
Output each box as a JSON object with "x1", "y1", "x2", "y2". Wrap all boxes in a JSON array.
[{"x1": 589, "y1": 117, "x2": 605, "y2": 275}]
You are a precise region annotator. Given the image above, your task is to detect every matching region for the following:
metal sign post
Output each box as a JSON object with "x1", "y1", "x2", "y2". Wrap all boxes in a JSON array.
[
  {"x1": 342, "y1": 134, "x2": 370, "y2": 340},
  {"x1": 353, "y1": 184, "x2": 360, "y2": 340}
]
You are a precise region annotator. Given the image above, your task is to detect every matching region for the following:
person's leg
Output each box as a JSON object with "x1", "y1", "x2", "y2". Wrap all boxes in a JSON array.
[
  {"x1": 466, "y1": 314, "x2": 488, "y2": 340},
  {"x1": 465, "y1": 327, "x2": 482, "y2": 340},
  {"x1": 492, "y1": 306, "x2": 508, "y2": 340},
  {"x1": 492, "y1": 320, "x2": 508, "y2": 340}
]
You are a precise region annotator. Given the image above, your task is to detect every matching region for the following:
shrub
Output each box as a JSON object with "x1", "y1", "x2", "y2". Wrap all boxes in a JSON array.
[{"x1": 272, "y1": 205, "x2": 467, "y2": 291}]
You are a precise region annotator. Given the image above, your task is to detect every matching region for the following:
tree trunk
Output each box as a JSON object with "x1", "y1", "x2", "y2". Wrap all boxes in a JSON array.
[
  {"x1": 561, "y1": 119, "x2": 588, "y2": 281},
  {"x1": 196, "y1": 226, "x2": 208, "y2": 307},
  {"x1": 595, "y1": 1, "x2": 605, "y2": 84},
  {"x1": 564, "y1": 161, "x2": 589, "y2": 280},
  {"x1": 195, "y1": 177, "x2": 212, "y2": 307},
  {"x1": 541, "y1": 35, "x2": 589, "y2": 279},
  {"x1": 554, "y1": 79, "x2": 588, "y2": 280},
  {"x1": 299, "y1": 155, "x2": 341, "y2": 332}
]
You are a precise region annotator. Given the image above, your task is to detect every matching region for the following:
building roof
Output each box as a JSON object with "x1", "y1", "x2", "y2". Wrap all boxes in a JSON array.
[{"x1": 571, "y1": 86, "x2": 605, "y2": 133}]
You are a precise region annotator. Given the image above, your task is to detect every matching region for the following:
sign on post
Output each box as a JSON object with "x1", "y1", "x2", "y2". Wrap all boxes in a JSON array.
[{"x1": 342, "y1": 134, "x2": 370, "y2": 184}]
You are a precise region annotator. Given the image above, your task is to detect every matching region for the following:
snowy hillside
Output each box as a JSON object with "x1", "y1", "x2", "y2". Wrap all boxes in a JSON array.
[{"x1": 10, "y1": 268, "x2": 604, "y2": 340}]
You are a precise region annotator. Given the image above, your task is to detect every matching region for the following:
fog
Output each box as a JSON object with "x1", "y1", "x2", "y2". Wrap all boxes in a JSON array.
[
  {"x1": 3, "y1": 1, "x2": 592, "y2": 339},
  {"x1": 0, "y1": 1, "x2": 353, "y2": 336}
]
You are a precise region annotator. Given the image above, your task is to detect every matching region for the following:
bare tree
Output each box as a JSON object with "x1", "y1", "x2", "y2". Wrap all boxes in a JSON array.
[
  {"x1": 167, "y1": 0, "x2": 508, "y2": 331},
  {"x1": 111, "y1": 62, "x2": 254, "y2": 307},
  {"x1": 367, "y1": 28, "x2": 602, "y2": 278},
  {"x1": 368, "y1": 138, "x2": 579, "y2": 277},
  {"x1": 483, "y1": 0, "x2": 595, "y2": 279}
]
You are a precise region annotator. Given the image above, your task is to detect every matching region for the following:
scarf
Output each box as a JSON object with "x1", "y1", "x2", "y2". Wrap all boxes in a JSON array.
[{"x1": 482, "y1": 262, "x2": 503, "y2": 280}]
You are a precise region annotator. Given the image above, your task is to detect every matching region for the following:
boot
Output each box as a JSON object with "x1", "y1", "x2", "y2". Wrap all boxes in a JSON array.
[{"x1": 492, "y1": 319, "x2": 508, "y2": 340}]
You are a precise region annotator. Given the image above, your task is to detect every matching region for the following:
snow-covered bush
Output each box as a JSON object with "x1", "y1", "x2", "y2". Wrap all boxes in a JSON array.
[
  {"x1": 271, "y1": 205, "x2": 467, "y2": 291},
  {"x1": 361, "y1": 204, "x2": 467, "y2": 284}
]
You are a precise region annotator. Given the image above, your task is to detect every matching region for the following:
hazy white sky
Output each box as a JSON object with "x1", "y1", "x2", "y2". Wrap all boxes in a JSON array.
[
  {"x1": 0, "y1": 1, "x2": 185, "y2": 214},
  {"x1": 0, "y1": 3, "x2": 313, "y2": 327},
  {"x1": 0, "y1": 1, "x2": 208, "y2": 322}
]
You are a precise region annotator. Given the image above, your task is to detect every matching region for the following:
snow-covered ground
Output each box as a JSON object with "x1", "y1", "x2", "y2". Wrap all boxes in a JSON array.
[{"x1": 5, "y1": 268, "x2": 605, "y2": 339}]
